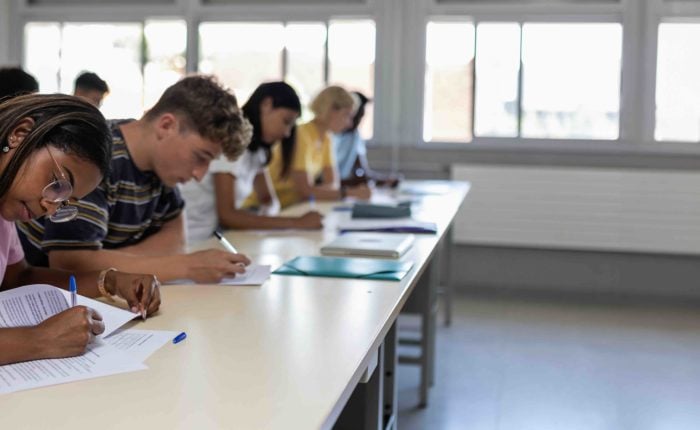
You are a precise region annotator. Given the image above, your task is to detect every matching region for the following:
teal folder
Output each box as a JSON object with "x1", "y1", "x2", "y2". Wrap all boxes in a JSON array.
[{"x1": 273, "y1": 256, "x2": 414, "y2": 281}]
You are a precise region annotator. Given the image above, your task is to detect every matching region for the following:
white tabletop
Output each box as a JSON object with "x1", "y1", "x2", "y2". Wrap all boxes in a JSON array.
[{"x1": 0, "y1": 180, "x2": 469, "y2": 430}]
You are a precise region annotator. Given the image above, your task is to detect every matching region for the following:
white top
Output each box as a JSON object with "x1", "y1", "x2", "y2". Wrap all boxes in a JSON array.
[{"x1": 180, "y1": 148, "x2": 267, "y2": 243}]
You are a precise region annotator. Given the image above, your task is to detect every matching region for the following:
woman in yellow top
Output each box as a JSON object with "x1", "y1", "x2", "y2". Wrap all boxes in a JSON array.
[{"x1": 267, "y1": 86, "x2": 371, "y2": 208}]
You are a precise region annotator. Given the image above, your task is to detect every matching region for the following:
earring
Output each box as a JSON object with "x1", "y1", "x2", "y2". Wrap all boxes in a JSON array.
[{"x1": 2, "y1": 146, "x2": 8, "y2": 153}]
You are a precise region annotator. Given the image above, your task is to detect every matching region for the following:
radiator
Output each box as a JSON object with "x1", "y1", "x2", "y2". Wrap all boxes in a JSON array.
[{"x1": 451, "y1": 164, "x2": 700, "y2": 255}]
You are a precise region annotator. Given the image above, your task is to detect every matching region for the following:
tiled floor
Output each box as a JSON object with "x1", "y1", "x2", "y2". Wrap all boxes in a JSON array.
[{"x1": 397, "y1": 291, "x2": 700, "y2": 430}]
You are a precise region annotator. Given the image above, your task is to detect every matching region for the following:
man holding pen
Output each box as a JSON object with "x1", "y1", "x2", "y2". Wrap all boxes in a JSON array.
[{"x1": 18, "y1": 76, "x2": 252, "y2": 283}]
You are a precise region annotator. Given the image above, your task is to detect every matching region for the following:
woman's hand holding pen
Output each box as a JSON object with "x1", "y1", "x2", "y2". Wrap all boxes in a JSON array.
[
  {"x1": 104, "y1": 271, "x2": 162, "y2": 319},
  {"x1": 184, "y1": 249, "x2": 251, "y2": 283},
  {"x1": 32, "y1": 307, "x2": 104, "y2": 359}
]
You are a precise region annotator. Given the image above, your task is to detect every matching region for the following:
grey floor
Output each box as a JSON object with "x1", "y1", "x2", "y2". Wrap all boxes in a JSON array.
[{"x1": 397, "y1": 291, "x2": 700, "y2": 430}]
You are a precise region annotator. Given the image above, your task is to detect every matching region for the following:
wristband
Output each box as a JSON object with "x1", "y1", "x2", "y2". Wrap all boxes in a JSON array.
[{"x1": 98, "y1": 267, "x2": 118, "y2": 302}]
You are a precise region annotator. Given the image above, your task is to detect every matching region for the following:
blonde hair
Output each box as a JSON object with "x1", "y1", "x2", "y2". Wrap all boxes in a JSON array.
[{"x1": 309, "y1": 86, "x2": 356, "y2": 122}]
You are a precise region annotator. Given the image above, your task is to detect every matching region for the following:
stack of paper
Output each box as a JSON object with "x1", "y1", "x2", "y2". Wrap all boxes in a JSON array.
[{"x1": 0, "y1": 284, "x2": 176, "y2": 394}]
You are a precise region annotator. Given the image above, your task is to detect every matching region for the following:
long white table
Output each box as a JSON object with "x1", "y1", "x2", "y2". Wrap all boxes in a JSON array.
[{"x1": 0, "y1": 180, "x2": 468, "y2": 430}]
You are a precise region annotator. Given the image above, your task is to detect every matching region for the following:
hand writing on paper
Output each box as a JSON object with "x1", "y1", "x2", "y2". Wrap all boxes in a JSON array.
[
  {"x1": 33, "y1": 306, "x2": 104, "y2": 359},
  {"x1": 297, "y1": 211, "x2": 323, "y2": 229},
  {"x1": 184, "y1": 249, "x2": 251, "y2": 283},
  {"x1": 106, "y1": 272, "x2": 162, "y2": 318}
]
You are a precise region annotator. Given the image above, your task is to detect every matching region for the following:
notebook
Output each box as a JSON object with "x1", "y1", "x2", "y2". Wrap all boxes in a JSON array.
[
  {"x1": 321, "y1": 233, "x2": 415, "y2": 258},
  {"x1": 337, "y1": 218, "x2": 438, "y2": 234},
  {"x1": 273, "y1": 256, "x2": 414, "y2": 281},
  {"x1": 351, "y1": 202, "x2": 411, "y2": 219}
]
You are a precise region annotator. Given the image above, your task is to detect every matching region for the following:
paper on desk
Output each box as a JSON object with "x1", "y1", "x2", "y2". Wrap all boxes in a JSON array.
[
  {"x1": 0, "y1": 284, "x2": 138, "y2": 338},
  {"x1": 0, "y1": 340, "x2": 146, "y2": 394},
  {"x1": 105, "y1": 329, "x2": 178, "y2": 362},
  {"x1": 166, "y1": 264, "x2": 271, "y2": 286},
  {"x1": 218, "y1": 264, "x2": 271, "y2": 285},
  {"x1": 57, "y1": 289, "x2": 139, "y2": 337}
]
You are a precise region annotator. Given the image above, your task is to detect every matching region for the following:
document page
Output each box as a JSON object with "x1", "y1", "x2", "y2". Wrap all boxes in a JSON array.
[
  {"x1": 57, "y1": 289, "x2": 139, "y2": 337},
  {"x1": 105, "y1": 329, "x2": 178, "y2": 362},
  {"x1": 166, "y1": 263, "x2": 271, "y2": 286},
  {"x1": 0, "y1": 341, "x2": 146, "y2": 394},
  {"x1": 0, "y1": 284, "x2": 70, "y2": 328},
  {"x1": 0, "y1": 283, "x2": 139, "y2": 338},
  {"x1": 218, "y1": 264, "x2": 271, "y2": 285}
]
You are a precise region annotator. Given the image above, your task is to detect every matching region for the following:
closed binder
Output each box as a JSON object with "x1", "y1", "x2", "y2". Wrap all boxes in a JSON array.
[{"x1": 273, "y1": 256, "x2": 414, "y2": 281}]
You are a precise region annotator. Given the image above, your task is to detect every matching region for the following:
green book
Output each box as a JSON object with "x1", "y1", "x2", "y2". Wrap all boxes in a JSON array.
[{"x1": 273, "y1": 256, "x2": 414, "y2": 281}]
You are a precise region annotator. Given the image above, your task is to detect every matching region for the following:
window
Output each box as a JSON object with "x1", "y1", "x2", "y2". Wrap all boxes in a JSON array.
[
  {"x1": 328, "y1": 20, "x2": 375, "y2": 139},
  {"x1": 199, "y1": 22, "x2": 285, "y2": 105},
  {"x1": 24, "y1": 20, "x2": 186, "y2": 119},
  {"x1": 655, "y1": 23, "x2": 700, "y2": 142},
  {"x1": 424, "y1": 19, "x2": 622, "y2": 142},
  {"x1": 424, "y1": 21, "x2": 474, "y2": 142},
  {"x1": 199, "y1": 19, "x2": 375, "y2": 138},
  {"x1": 521, "y1": 23, "x2": 621, "y2": 140}
]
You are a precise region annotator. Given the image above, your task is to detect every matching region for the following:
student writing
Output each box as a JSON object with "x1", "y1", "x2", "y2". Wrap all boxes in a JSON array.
[
  {"x1": 17, "y1": 75, "x2": 253, "y2": 283},
  {"x1": 0, "y1": 94, "x2": 160, "y2": 365},
  {"x1": 181, "y1": 82, "x2": 322, "y2": 243}
]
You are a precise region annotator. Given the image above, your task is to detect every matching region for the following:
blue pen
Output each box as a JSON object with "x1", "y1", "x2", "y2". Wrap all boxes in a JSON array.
[
  {"x1": 69, "y1": 275, "x2": 77, "y2": 307},
  {"x1": 173, "y1": 332, "x2": 187, "y2": 344},
  {"x1": 309, "y1": 194, "x2": 316, "y2": 210}
]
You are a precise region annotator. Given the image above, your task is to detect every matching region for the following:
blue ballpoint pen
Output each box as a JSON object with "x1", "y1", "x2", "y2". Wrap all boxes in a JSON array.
[
  {"x1": 309, "y1": 194, "x2": 316, "y2": 210},
  {"x1": 69, "y1": 275, "x2": 77, "y2": 307}
]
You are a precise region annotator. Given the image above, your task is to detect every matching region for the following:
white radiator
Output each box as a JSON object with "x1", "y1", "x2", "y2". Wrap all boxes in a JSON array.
[{"x1": 452, "y1": 164, "x2": 700, "y2": 255}]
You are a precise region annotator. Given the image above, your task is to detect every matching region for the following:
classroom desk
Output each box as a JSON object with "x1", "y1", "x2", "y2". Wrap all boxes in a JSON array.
[{"x1": 0, "y1": 180, "x2": 468, "y2": 430}]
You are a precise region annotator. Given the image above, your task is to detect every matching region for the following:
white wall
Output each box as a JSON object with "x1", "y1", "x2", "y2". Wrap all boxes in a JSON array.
[{"x1": 0, "y1": 0, "x2": 11, "y2": 65}]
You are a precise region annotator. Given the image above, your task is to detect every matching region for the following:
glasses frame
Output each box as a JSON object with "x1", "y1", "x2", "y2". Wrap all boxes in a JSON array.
[{"x1": 42, "y1": 147, "x2": 78, "y2": 223}]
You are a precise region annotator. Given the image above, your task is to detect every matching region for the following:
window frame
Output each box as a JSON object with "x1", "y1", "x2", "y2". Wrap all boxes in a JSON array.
[{"x1": 9, "y1": 0, "x2": 700, "y2": 153}]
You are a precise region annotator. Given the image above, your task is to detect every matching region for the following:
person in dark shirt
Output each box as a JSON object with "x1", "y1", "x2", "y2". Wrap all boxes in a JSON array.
[
  {"x1": 0, "y1": 67, "x2": 39, "y2": 101},
  {"x1": 73, "y1": 71, "x2": 109, "y2": 107},
  {"x1": 18, "y1": 75, "x2": 254, "y2": 283}
]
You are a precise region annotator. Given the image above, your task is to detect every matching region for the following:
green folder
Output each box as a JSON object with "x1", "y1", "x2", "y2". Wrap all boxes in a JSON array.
[{"x1": 273, "y1": 256, "x2": 414, "y2": 281}]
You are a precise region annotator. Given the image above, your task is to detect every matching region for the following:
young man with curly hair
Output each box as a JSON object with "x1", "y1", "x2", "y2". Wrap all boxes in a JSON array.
[{"x1": 18, "y1": 75, "x2": 254, "y2": 283}]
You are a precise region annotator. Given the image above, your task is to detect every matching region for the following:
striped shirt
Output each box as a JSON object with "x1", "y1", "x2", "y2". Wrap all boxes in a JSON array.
[{"x1": 17, "y1": 119, "x2": 185, "y2": 266}]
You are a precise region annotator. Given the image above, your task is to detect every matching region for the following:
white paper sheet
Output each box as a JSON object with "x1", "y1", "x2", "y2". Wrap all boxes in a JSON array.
[
  {"x1": 105, "y1": 329, "x2": 178, "y2": 362},
  {"x1": 0, "y1": 340, "x2": 146, "y2": 394},
  {"x1": 57, "y1": 289, "x2": 139, "y2": 337},
  {"x1": 218, "y1": 264, "x2": 271, "y2": 285},
  {"x1": 0, "y1": 285, "x2": 151, "y2": 395},
  {"x1": 166, "y1": 264, "x2": 271, "y2": 286},
  {"x1": 0, "y1": 284, "x2": 138, "y2": 338}
]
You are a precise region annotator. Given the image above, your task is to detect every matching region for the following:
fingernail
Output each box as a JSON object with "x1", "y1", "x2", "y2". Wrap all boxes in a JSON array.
[{"x1": 131, "y1": 306, "x2": 138, "y2": 313}]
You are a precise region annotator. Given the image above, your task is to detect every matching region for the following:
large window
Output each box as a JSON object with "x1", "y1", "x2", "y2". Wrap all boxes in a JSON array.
[
  {"x1": 655, "y1": 23, "x2": 700, "y2": 142},
  {"x1": 24, "y1": 20, "x2": 186, "y2": 119},
  {"x1": 199, "y1": 19, "x2": 375, "y2": 138},
  {"x1": 424, "y1": 19, "x2": 623, "y2": 143}
]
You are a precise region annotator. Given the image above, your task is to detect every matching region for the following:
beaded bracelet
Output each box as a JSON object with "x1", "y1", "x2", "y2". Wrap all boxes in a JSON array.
[{"x1": 98, "y1": 267, "x2": 118, "y2": 302}]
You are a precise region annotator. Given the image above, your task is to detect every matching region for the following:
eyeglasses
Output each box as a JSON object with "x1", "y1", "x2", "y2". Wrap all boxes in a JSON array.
[{"x1": 43, "y1": 147, "x2": 78, "y2": 223}]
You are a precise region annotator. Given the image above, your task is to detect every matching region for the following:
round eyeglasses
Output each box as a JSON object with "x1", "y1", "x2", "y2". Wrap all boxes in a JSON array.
[{"x1": 43, "y1": 147, "x2": 79, "y2": 223}]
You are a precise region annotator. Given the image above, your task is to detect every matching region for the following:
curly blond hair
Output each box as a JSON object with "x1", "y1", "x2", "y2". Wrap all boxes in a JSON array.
[{"x1": 144, "y1": 75, "x2": 252, "y2": 160}]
